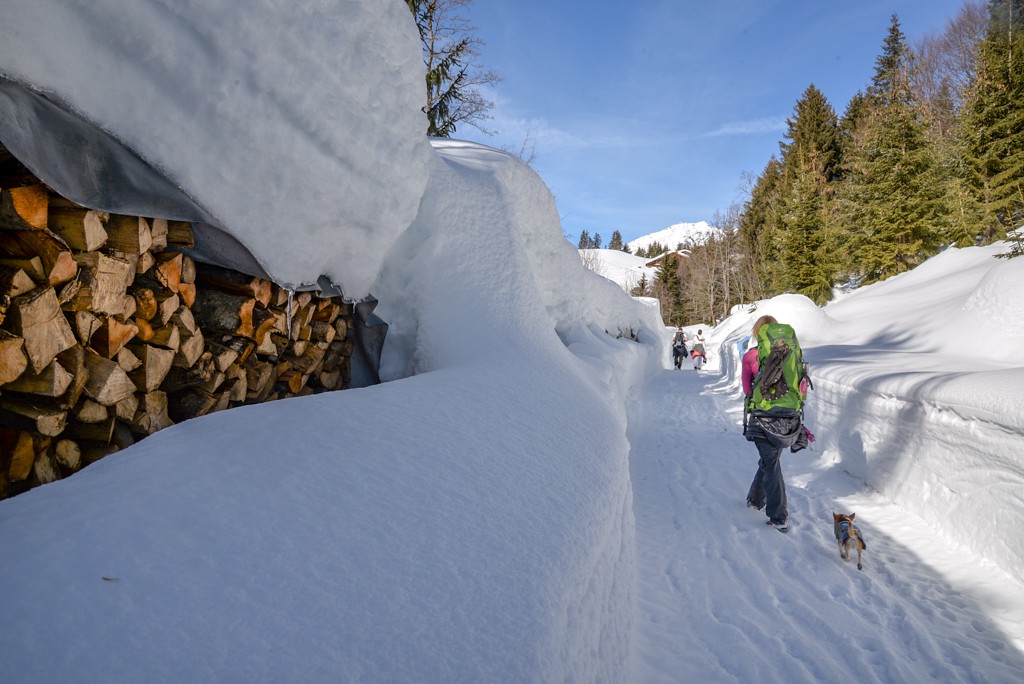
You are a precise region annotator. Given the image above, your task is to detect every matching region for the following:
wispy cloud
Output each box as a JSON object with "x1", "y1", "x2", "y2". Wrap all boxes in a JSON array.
[{"x1": 700, "y1": 116, "x2": 787, "y2": 138}]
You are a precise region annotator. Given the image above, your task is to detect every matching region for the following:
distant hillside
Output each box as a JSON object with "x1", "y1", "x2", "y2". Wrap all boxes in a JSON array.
[
  {"x1": 626, "y1": 221, "x2": 719, "y2": 254},
  {"x1": 578, "y1": 249, "x2": 657, "y2": 293}
]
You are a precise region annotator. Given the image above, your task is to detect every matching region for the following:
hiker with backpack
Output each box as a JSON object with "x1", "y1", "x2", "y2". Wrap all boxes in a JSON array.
[
  {"x1": 691, "y1": 328, "x2": 707, "y2": 370},
  {"x1": 671, "y1": 326, "x2": 688, "y2": 369},
  {"x1": 742, "y1": 315, "x2": 812, "y2": 533}
]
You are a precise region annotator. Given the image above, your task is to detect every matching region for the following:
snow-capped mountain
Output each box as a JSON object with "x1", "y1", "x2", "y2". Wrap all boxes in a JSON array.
[{"x1": 626, "y1": 221, "x2": 719, "y2": 254}]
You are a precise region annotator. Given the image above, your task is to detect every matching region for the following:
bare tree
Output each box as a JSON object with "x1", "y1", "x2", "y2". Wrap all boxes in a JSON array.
[
  {"x1": 407, "y1": 0, "x2": 502, "y2": 137},
  {"x1": 912, "y1": 1, "x2": 988, "y2": 137}
]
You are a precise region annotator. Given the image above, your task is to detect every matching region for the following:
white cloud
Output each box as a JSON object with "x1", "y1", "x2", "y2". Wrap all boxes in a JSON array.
[{"x1": 701, "y1": 116, "x2": 787, "y2": 138}]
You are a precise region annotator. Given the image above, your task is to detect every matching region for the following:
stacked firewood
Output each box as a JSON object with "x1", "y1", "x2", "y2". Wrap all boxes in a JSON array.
[{"x1": 0, "y1": 147, "x2": 355, "y2": 499}]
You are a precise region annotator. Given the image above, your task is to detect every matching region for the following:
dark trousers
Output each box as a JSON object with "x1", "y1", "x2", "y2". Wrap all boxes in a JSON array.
[{"x1": 746, "y1": 438, "x2": 788, "y2": 522}]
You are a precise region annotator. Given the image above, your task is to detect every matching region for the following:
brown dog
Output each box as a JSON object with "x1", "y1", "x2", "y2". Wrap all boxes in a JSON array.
[{"x1": 832, "y1": 512, "x2": 866, "y2": 570}]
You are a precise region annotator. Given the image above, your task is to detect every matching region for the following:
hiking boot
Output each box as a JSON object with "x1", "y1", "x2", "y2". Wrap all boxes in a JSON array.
[
  {"x1": 766, "y1": 518, "x2": 790, "y2": 533},
  {"x1": 746, "y1": 499, "x2": 764, "y2": 511}
]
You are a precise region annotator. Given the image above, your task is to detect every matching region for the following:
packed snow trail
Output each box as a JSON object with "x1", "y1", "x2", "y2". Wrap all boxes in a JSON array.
[{"x1": 628, "y1": 367, "x2": 1024, "y2": 684}]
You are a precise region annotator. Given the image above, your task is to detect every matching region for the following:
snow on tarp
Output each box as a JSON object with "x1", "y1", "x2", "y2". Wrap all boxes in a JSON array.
[{"x1": 0, "y1": 0, "x2": 432, "y2": 297}]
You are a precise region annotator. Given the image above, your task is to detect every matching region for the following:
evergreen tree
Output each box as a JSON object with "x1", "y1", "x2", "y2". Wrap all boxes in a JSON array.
[
  {"x1": 781, "y1": 154, "x2": 838, "y2": 304},
  {"x1": 654, "y1": 254, "x2": 684, "y2": 324},
  {"x1": 592, "y1": 233, "x2": 602, "y2": 249},
  {"x1": 962, "y1": 0, "x2": 1024, "y2": 243},
  {"x1": 777, "y1": 85, "x2": 842, "y2": 299},
  {"x1": 781, "y1": 84, "x2": 843, "y2": 184},
  {"x1": 839, "y1": 14, "x2": 948, "y2": 282},
  {"x1": 608, "y1": 230, "x2": 624, "y2": 251},
  {"x1": 739, "y1": 157, "x2": 785, "y2": 292},
  {"x1": 577, "y1": 229, "x2": 591, "y2": 249}
]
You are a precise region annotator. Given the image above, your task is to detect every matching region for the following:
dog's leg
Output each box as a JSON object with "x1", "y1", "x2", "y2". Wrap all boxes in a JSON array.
[
  {"x1": 856, "y1": 540, "x2": 864, "y2": 571},
  {"x1": 839, "y1": 541, "x2": 848, "y2": 561}
]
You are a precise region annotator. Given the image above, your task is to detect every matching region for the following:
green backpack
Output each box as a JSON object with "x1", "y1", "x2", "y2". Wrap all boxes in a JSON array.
[{"x1": 748, "y1": 322, "x2": 810, "y2": 413}]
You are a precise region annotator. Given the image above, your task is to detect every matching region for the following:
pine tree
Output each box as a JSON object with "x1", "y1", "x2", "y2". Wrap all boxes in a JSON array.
[
  {"x1": 776, "y1": 85, "x2": 842, "y2": 299},
  {"x1": 577, "y1": 229, "x2": 591, "y2": 249},
  {"x1": 592, "y1": 233, "x2": 603, "y2": 249},
  {"x1": 739, "y1": 157, "x2": 785, "y2": 292},
  {"x1": 962, "y1": 0, "x2": 1024, "y2": 243},
  {"x1": 839, "y1": 14, "x2": 948, "y2": 282},
  {"x1": 608, "y1": 230, "x2": 624, "y2": 251}
]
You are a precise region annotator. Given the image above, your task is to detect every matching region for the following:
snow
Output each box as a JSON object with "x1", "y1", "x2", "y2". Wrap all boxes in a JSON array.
[
  {"x1": 3, "y1": 2, "x2": 1024, "y2": 682},
  {"x1": 578, "y1": 248, "x2": 657, "y2": 293},
  {"x1": 0, "y1": 0, "x2": 432, "y2": 296},
  {"x1": 626, "y1": 220, "x2": 720, "y2": 254}
]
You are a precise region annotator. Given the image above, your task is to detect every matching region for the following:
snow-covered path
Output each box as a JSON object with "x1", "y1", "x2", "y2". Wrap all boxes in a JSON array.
[{"x1": 628, "y1": 367, "x2": 1024, "y2": 684}]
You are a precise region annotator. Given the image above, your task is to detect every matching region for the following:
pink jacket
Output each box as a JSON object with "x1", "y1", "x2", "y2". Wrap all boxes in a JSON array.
[{"x1": 741, "y1": 347, "x2": 759, "y2": 396}]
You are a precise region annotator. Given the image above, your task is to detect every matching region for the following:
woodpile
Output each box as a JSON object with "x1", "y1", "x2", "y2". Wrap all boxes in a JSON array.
[{"x1": 0, "y1": 144, "x2": 355, "y2": 500}]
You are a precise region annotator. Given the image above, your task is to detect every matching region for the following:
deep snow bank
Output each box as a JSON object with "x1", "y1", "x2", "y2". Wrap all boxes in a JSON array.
[
  {"x1": 710, "y1": 245, "x2": 1024, "y2": 583},
  {"x1": 0, "y1": 139, "x2": 665, "y2": 682}
]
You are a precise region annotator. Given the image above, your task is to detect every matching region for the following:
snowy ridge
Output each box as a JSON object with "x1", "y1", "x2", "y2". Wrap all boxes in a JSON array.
[{"x1": 626, "y1": 220, "x2": 719, "y2": 254}]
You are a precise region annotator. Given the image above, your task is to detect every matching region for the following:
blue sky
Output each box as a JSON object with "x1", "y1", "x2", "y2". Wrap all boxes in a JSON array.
[{"x1": 457, "y1": 0, "x2": 973, "y2": 245}]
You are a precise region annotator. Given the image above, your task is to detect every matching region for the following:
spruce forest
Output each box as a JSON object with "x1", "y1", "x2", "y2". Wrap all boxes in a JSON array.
[{"x1": 632, "y1": 2, "x2": 1024, "y2": 326}]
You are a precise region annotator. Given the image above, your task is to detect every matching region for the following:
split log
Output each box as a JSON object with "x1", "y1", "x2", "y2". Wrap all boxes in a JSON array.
[
  {"x1": 3, "y1": 357, "x2": 72, "y2": 397},
  {"x1": 0, "y1": 185, "x2": 48, "y2": 230},
  {"x1": 48, "y1": 208, "x2": 108, "y2": 252},
  {"x1": 0, "y1": 264, "x2": 35, "y2": 298},
  {"x1": 2, "y1": 429, "x2": 36, "y2": 481},
  {"x1": 194, "y1": 263, "x2": 271, "y2": 306},
  {"x1": 74, "y1": 399, "x2": 109, "y2": 424},
  {"x1": 68, "y1": 252, "x2": 135, "y2": 316},
  {"x1": 131, "y1": 390, "x2": 173, "y2": 435},
  {"x1": 174, "y1": 327, "x2": 205, "y2": 368},
  {"x1": 225, "y1": 363, "x2": 248, "y2": 402},
  {"x1": 153, "y1": 252, "x2": 183, "y2": 293},
  {"x1": 0, "y1": 256, "x2": 46, "y2": 284},
  {"x1": 54, "y1": 346, "x2": 88, "y2": 410},
  {"x1": 284, "y1": 344, "x2": 325, "y2": 375},
  {"x1": 192, "y1": 289, "x2": 255, "y2": 338},
  {"x1": 114, "y1": 392, "x2": 139, "y2": 423},
  {"x1": 127, "y1": 343, "x2": 176, "y2": 392},
  {"x1": 166, "y1": 220, "x2": 195, "y2": 247},
  {"x1": 56, "y1": 277, "x2": 83, "y2": 307},
  {"x1": 70, "y1": 310, "x2": 101, "y2": 345},
  {"x1": 63, "y1": 415, "x2": 115, "y2": 444},
  {"x1": 0, "y1": 329, "x2": 28, "y2": 384},
  {"x1": 134, "y1": 317, "x2": 155, "y2": 342},
  {"x1": 116, "y1": 346, "x2": 142, "y2": 373},
  {"x1": 132, "y1": 287, "x2": 158, "y2": 320},
  {"x1": 82, "y1": 348, "x2": 136, "y2": 406},
  {"x1": 6, "y1": 286, "x2": 77, "y2": 373},
  {"x1": 245, "y1": 360, "x2": 277, "y2": 402},
  {"x1": 167, "y1": 388, "x2": 218, "y2": 422},
  {"x1": 0, "y1": 397, "x2": 67, "y2": 437},
  {"x1": 204, "y1": 339, "x2": 240, "y2": 372},
  {"x1": 0, "y1": 228, "x2": 77, "y2": 285},
  {"x1": 149, "y1": 218, "x2": 168, "y2": 251},
  {"x1": 89, "y1": 316, "x2": 140, "y2": 358},
  {"x1": 148, "y1": 323, "x2": 181, "y2": 352},
  {"x1": 104, "y1": 214, "x2": 153, "y2": 254},
  {"x1": 54, "y1": 438, "x2": 82, "y2": 472},
  {"x1": 32, "y1": 445, "x2": 60, "y2": 485},
  {"x1": 160, "y1": 358, "x2": 215, "y2": 393}
]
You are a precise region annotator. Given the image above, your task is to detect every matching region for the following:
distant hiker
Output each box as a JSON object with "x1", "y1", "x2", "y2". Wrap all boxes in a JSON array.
[
  {"x1": 671, "y1": 326, "x2": 688, "y2": 369},
  {"x1": 691, "y1": 328, "x2": 707, "y2": 370},
  {"x1": 742, "y1": 315, "x2": 812, "y2": 533}
]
